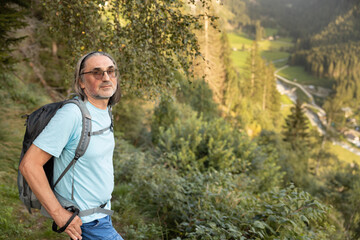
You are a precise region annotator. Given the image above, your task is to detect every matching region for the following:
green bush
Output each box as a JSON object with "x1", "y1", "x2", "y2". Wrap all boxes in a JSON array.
[
  {"x1": 322, "y1": 163, "x2": 360, "y2": 239},
  {"x1": 117, "y1": 159, "x2": 334, "y2": 239},
  {"x1": 155, "y1": 112, "x2": 251, "y2": 174},
  {"x1": 0, "y1": 73, "x2": 47, "y2": 110},
  {"x1": 113, "y1": 96, "x2": 148, "y2": 145},
  {"x1": 176, "y1": 77, "x2": 219, "y2": 120},
  {"x1": 113, "y1": 123, "x2": 334, "y2": 239}
]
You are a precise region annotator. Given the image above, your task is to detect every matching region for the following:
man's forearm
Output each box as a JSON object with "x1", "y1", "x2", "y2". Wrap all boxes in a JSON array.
[
  {"x1": 20, "y1": 158, "x2": 63, "y2": 217},
  {"x1": 19, "y1": 144, "x2": 64, "y2": 217},
  {"x1": 19, "y1": 144, "x2": 83, "y2": 240}
]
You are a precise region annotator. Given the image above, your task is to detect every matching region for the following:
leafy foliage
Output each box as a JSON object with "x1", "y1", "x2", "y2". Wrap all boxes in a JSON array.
[
  {"x1": 224, "y1": 40, "x2": 281, "y2": 134},
  {"x1": 176, "y1": 76, "x2": 219, "y2": 120},
  {"x1": 112, "y1": 95, "x2": 148, "y2": 144},
  {"x1": 1, "y1": 1, "x2": 353, "y2": 239},
  {"x1": 40, "y1": 0, "x2": 215, "y2": 97},
  {"x1": 321, "y1": 163, "x2": 360, "y2": 239},
  {"x1": 113, "y1": 141, "x2": 334, "y2": 239},
  {"x1": 155, "y1": 110, "x2": 251, "y2": 174},
  {"x1": 290, "y1": 3, "x2": 360, "y2": 115}
]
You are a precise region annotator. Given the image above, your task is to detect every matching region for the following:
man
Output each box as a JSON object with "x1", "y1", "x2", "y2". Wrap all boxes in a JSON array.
[{"x1": 19, "y1": 51, "x2": 123, "y2": 240}]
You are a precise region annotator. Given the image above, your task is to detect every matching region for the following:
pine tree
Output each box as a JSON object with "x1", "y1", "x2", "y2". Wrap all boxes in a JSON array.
[
  {"x1": 0, "y1": 0, "x2": 28, "y2": 71},
  {"x1": 283, "y1": 99, "x2": 310, "y2": 150}
]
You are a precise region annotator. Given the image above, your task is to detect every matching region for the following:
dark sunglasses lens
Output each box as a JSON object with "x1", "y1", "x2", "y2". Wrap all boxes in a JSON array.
[
  {"x1": 94, "y1": 71, "x2": 103, "y2": 79},
  {"x1": 92, "y1": 70, "x2": 118, "y2": 79},
  {"x1": 108, "y1": 70, "x2": 117, "y2": 78}
]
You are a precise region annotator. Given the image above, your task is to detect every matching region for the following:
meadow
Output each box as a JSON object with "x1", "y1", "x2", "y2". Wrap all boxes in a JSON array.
[{"x1": 227, "y1": 30, "x2": 360, "y2": 164}]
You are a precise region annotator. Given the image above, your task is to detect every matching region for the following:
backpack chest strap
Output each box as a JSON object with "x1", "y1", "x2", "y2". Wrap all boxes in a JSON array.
[{"x1": 78, "y1": 206, "x2": 114, "y2": 217}]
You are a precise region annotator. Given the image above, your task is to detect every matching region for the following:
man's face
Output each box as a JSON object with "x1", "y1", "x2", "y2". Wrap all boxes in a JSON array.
[{"x1": 80, "y1": 55, "x2": 118, "y2": 102}]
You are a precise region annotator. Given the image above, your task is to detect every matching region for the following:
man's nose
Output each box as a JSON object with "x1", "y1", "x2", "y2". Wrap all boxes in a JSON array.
[{"x1": 102, "y1": 71, "x2": 111, "y2": 80}]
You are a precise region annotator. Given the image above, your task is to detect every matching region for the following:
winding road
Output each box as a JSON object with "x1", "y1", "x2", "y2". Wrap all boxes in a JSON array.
[{"x1": 274, "y1": 65, "x2": 360, "y2": 156}]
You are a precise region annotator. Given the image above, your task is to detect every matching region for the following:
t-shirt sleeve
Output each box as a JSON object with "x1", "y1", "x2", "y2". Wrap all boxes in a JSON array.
[{"x1": 33, "y1": 103, "x2": 82, "y2": 158}]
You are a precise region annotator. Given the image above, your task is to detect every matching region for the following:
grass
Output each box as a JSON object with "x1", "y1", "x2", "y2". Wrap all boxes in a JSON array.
[
  {"x1": 258, "y1": 39, "x2": 293, "y2": 52},
  {"x1": 227, "y1": 32, "x2": 254, "y2": 50},
  {"x1": 261, "y1": 50, "x2": 290, "y2": 63},
  {"x1": 264, "y1": 28, "x2": 278, "y2": 37},
  {"x1": 327, "y1": 142, "x2": 360, "y2": 165},
  {"x1": 228, "y1": 32, "x2": 294, "y2": 72},
  {"x1": 273, "y1": 59, "x2": 289, "y2": 68},
  {"x1": 0, "y1": 184, "x2": 67, "y2": 239},
  {"x1": 0, "y1": 72, "x2": 66, "y2": 239},
  {"x1": 280, "y1": 93, "x2": 294, "y2": 105},
  {"x1": 277, "y1": 66, "x2": 334, "y2": 88},
  {"x1": 277, "y1": 37, "x2": 293, "y2": 43},
  {"x1": 230, "y1": 50, "x2": 249, "y2": 71}
]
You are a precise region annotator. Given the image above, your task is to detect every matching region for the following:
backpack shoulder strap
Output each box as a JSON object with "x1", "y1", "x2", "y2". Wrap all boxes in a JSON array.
[
  {"x1": 52, "y1": 99, "x2": 91, "y2": 192},
  {"x1": 88, "y1": 105, "x2": 113, "y2": 136},
  {"x1": 66, "y1": 99, "x2": 92, "y2": 158}
]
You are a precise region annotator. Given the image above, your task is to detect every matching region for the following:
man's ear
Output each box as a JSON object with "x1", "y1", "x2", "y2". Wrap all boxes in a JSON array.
[{"x1": 79, "y1": 78, "x2": 85, "y2": 89}]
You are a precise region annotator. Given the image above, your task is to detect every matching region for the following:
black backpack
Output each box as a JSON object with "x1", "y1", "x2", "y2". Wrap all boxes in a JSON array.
[{"x1": 17, "y1": 98, "x2": 92, "y2": 213}]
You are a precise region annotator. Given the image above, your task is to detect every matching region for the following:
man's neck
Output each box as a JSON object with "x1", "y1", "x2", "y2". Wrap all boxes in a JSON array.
[{"x1": 87, "y1": 97, "x2": 109, "y2": 110}]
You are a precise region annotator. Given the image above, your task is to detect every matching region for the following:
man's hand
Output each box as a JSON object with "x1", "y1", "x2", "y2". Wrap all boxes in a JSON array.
[{"x1": 53, "y1": 208, "x2": 83, "y2": 240}]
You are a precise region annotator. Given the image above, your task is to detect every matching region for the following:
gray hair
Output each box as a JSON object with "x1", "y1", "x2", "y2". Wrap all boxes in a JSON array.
[{"x1": 74, "y1": 51, "x2": 121, "y2": 106}]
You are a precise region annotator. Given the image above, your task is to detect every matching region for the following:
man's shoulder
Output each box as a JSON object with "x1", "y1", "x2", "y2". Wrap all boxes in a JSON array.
[
  {"x1": 48, "y1": 101, "x2": 84, "y2": 128},
  {"x1": 58, "y1": 101, "x2": 83, "y2": 117}
]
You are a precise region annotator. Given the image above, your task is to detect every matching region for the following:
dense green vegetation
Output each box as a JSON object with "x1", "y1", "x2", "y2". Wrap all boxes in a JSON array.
[
  {"x1": 248, "y1": 0, "x2": 356, "y2": 38},
  {"x1": 2, "y1": 0, "x2": 360, "y2": 239},
  {"x1": 287, "y1": 2, "x2": 360, "y2": 129}
]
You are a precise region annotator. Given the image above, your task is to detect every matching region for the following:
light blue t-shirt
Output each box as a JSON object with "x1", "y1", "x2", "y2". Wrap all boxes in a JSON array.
[{"x1": 33, "y1": 101, "x2": 115, "y2": 223}]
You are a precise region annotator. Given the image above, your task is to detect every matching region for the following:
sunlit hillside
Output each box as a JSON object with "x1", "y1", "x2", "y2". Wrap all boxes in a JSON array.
[{"x1": 2, "y1": 0, "x2": 360, "y2": 239}]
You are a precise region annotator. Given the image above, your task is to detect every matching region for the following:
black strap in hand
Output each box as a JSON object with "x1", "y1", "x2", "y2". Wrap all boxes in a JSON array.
[{"x1": 52, "y1": 206, "x2": 80, "y2": 233}]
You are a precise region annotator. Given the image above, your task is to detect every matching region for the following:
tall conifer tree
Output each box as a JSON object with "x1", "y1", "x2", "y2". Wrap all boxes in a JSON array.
[
  {"x1": 283, "y1": 99, "x2": 310, "y2": 150},
  {"x1": 0, "y1": 0, "x2": 28, "y2": 71}
]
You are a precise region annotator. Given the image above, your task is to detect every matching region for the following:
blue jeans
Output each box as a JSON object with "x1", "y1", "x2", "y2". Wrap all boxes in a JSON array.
[{"x1": 81, "y1": 216, "x2": 124, "y2": 240}]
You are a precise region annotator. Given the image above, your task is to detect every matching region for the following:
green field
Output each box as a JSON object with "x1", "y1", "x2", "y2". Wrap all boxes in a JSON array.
[
  {"x1": 264, "y1": 28, "x2": 278, "y2": 37},
  {"x1": 258, "y1": 39, "x2": 293, "y2": 52},
  {"x1": 328, "y1": 142, "x2": 360, "y2": 164},
  {"x1": 227, "y1": 32, "x2": 254, "y2": 50},
  {"x1": 277, "y1": 66, "x2": 334, "y2": 88},
  {"x1": 228, "y1": 32, "x2": 296, "y2": 107},
  {"x1": 230, "y1": 50, "x2": 249, "y2": 70},
  {"x1": 279, "y1": 93, "x2": 293, "y2": 105},
  {"x1": 261, "y1": 50, "x2": 289, "y2": 61},
  {"x1": 228, "y1": 32, "x2": 293, "y2": 71}
]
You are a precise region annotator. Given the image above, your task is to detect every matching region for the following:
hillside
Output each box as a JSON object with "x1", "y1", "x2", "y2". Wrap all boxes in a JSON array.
[
  {"x1": 249, "y1": 0, "x2": 356, "y2": 38},
  {"x1": 290, "y1": 2, "x2": 360, "y2": 123},
  {"x1": 0, "y1": 71, "x2": 65, "y2": 238},
  {"x1": 3, "y1": 0, "x2": 360, "y2": 239},
  {"x1": 309, "y1": 3, "x2": 360, "y2": 47}
]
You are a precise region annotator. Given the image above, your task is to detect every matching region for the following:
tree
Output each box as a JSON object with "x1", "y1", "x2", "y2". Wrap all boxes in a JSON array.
[
  {"x1": 0, "y1": 0, "x2": 28, "y2": 71},
  {"x1": 283, "y1": 99, "x2": 310, "y2": 150},
  {"x1": 40, "y1": 0, "x2": 216, "y2": 98}
]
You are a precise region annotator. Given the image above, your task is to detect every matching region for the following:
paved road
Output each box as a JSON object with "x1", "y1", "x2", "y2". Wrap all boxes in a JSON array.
[
  {"x1": 275, "y1": 65, "x2": 325, "y2": 115},
  {"x1": 275, "y1": 65, "x2": 326, "y2": 132},
  {"x1": 274, "y1": 65, "x2": 360, "y2": 156}
]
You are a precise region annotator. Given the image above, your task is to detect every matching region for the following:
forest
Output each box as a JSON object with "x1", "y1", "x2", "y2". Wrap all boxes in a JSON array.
[{"x1": 1, "y1": 0, "x2": 360, "y2": 239}]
